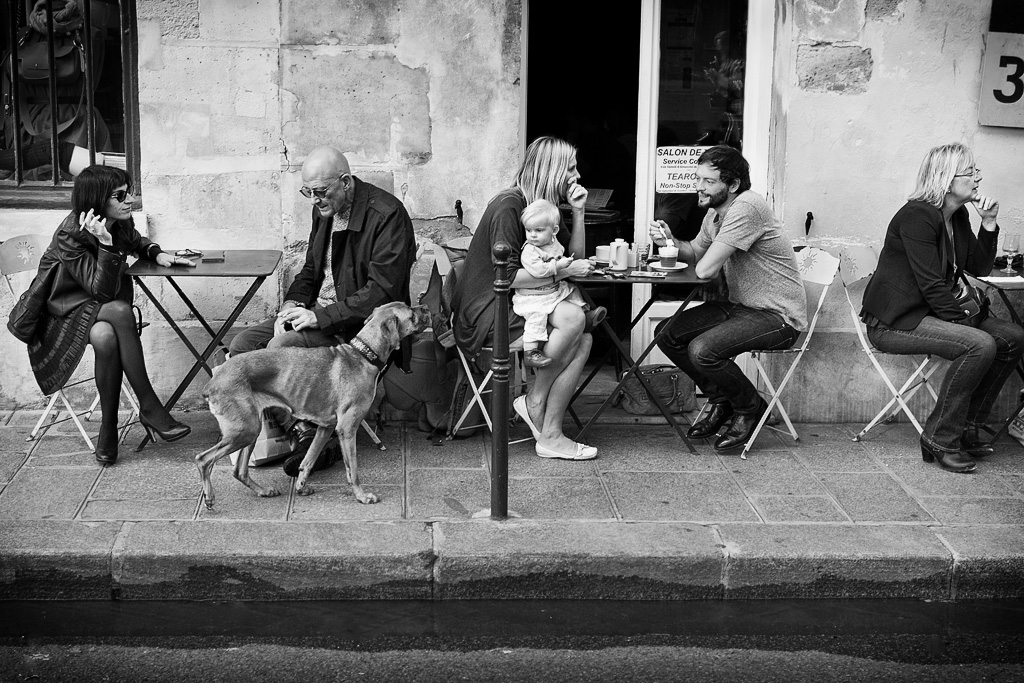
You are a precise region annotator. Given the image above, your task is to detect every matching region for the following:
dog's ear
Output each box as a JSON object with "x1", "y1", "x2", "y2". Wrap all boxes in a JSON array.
[{"x1": 381, "y1": 313, "x2": 402, "y2": 350}]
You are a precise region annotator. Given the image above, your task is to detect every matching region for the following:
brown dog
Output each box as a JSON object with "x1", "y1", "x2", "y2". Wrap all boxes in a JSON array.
[{"x1": 196, "y1": 302, "x2": 431, "y2": 508}]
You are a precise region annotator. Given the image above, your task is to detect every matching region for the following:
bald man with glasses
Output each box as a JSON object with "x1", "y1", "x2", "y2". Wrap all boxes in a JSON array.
[{"x1": 229, "y1": 146, "x2": 416, "y2": 474}]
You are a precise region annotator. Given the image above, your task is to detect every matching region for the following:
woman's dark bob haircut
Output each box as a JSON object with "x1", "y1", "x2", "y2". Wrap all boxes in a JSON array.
[
  {"x1": 696, "y1": 145, "x2": 751, "y2": 194},
  {"x1": 71, "y1": 165, "x2": 133, "y2": 219}
]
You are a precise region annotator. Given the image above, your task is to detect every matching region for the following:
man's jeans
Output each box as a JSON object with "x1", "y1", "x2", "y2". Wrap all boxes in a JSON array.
[
  {"x1": 868, "y1": 314, "x2": 1024, "y2": 452},
  {"x1": 656, "y1": 301, "x2": 799, "y2": 414}
]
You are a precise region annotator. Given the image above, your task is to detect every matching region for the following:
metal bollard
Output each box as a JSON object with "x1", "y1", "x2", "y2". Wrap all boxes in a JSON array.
[{"x1": 490, "y1": 241, "x2": 511, "y2": 519}]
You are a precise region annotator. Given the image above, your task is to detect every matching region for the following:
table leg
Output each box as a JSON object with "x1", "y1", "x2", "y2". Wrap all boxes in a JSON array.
[
  {"x1": 573, "y1": 285, "x2": 701, "y2": 453},
  {"x1": 134, "y1": 275, "x2": 268, "y2": 451},
  {"x1": 133, "y1": 277, "x2": 216, "y2": 376},
  {"x1": 987, "y1": 287, "x2": 1024, "y2": 443}
]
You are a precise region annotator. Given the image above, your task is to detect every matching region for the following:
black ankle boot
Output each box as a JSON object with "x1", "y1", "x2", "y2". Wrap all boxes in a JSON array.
[
  {"x1": 94, "y1": 425, "x2": 118, "y2": 465},
  {"x1": 921, "y1": 440, "x2": 976, "y2": 473},
  {"x1": 961, "y1": 424, "x2": 993, "y2": 458},
  {"x1": 687, "y1": 402, "x2": 734, "y2": 439}
]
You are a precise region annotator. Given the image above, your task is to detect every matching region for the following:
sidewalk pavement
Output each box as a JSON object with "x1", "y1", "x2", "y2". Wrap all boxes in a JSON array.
[{"x1": 2, "y1": 391, "x2": 1023, "y2": 603}]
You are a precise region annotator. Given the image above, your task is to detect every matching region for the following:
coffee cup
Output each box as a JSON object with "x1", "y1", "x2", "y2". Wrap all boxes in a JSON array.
[
  {"x1": 659, "y1": 246, "x2": 679, "y2": 268},
  {"x1": 595, "y1": 245, "x2": 610, "y2": 262}
]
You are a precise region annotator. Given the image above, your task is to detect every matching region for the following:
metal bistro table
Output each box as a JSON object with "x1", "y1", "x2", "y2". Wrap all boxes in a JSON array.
[
  {"x1": 571, "y1": 260, "x2": 709, "y2": 453},
  {"x1": 978, "y1": 267, "x2": 1024, "y2": 442},
  {"x1": 128, "y1": 250, "x2": 282, "y2": 451}
]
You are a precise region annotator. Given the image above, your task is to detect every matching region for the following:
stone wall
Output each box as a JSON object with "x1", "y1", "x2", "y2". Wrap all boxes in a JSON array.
[
  {"x1": 0, "y1": 0, "x2": 520, "y2": 408},
  {"x1": 769, "y1": 0, "x2": 1024, "y2": 422},
  {"x1": 3, "y1": 0, "x2": 1023, "y2": 426}
]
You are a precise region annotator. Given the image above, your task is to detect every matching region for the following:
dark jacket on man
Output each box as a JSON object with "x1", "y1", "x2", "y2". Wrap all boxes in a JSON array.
[{"x1": 285, "y1": 176, "x2": 416, "y2": 339}]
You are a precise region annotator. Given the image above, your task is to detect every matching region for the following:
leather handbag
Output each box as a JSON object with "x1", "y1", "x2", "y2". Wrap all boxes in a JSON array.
[
  {"x1": 954, "y1": 272, "x2": 989, "y2": 327},
  {"x1": 7, "y1": 264, "x2": 56, "y2": 344},
  {"x1": 17, "y1": 31, "x2": 84, "y2": 85},
  {"x1": 18, "y1": 37, "x2": 83, "y2": 84},
  {"x1": 613, "y1": 364, "x2": 697, "y2": 415}
]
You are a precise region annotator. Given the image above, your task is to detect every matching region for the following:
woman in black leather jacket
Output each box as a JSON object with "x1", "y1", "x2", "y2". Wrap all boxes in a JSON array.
[
  {"x1": 26, "y1": 165, "x2": 194, "y2": 464},
  {"x1": 860, "y1": 142, "x2": 1024, "y2": 473}
]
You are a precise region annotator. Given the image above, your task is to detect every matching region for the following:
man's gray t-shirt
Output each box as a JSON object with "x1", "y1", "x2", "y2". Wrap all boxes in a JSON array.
[{"x1": 694, "y1": 191, "x2": 807, "y2": 330}]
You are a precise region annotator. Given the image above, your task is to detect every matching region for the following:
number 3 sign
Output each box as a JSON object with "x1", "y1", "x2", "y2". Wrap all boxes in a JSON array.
[{"x1": 981, "y1": 32, "x2": 1024, "y2": 127}]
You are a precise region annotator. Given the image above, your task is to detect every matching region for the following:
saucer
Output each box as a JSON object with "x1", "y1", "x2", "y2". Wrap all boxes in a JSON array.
[
  {"x1": 649, "y1": 262, "x2": 687, "y2": 272},
  {"x1": 589, "y1": 257, "x2": 610, "y2": 266}
]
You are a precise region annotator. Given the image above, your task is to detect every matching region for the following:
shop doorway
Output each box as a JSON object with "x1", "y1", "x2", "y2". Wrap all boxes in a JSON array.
[{"x1": 525, "y1": 3, "x2": 642, "y2": 228}]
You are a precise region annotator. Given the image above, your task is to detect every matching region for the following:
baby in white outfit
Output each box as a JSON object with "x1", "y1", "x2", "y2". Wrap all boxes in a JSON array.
[{"x1": 513, "y1": 199, "x2": 605, "y2": 368}]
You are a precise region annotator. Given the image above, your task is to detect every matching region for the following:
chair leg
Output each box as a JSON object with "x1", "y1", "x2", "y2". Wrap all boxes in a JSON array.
[
  {"x1": 28, "y1": 392, "x2": 61, "y2": 442},
  {"x1": 85, "y1": 394, "x2": 101, "y2": 421},
  {"x1": 750, "y1": 353, "x2": 799, "y2": 443},
  {"x1": 854, "y1": 355, "x2": 932, "y2": 441},
  {"x1": 360, "y1": 420, "x2": 386, "y2": 451},
  {"x1": 58, "y1": 390, "x2": 95, "y2": 450},
  {"x1": 118, "y1": 383, "x2": 140, "y2": 441}
]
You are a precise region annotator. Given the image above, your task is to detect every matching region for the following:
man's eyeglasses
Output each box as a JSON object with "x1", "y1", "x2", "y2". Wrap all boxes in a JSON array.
[
  {"x1": 954, "y1": 168, "x2": 981, "y2": 178},
  {"x1": 110, "y1": 187, "x2": 135, "y2": 203},
  {"x1": 299, "y1": 174, "x2": 347, "y2": 199}
]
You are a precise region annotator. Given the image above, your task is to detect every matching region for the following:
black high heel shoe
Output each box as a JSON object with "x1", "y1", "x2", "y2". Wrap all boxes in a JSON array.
[
  {"x1": 139, "y1": 412, "x2": 191, "y2": 443},
  {"x1": 94, "y1": 426, "x2": 118, "y2": 465},
  {"x1": 921, "y1": 440, "x2": 976, "y2": 473}
]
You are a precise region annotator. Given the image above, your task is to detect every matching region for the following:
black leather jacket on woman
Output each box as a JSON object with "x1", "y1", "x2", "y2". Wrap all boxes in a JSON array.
[
  {"x1": 861, "y1": 201, "x2": 998, "y2": 330},
  {"x1": 41, "y1": 211, "x2": 161, "y2": 317}
]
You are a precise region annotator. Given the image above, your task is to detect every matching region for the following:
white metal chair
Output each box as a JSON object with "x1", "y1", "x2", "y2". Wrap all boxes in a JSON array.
[
  {"x1": 0, "y1": 233, "x2": 140, "y2": 450},
  {"x1": 839, "y1": 245, "x2": 938, "y2": 441},
  {"x1": 731, "y1": 246, "x2": 841, "y2": 458}
]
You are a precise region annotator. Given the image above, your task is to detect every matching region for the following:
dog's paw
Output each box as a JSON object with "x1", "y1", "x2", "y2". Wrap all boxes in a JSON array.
[
  {"x1": 259, "y1": 486, "x2": 281, "y2": 498},
  {"x1": 296, "y1": 484, "x2": 315, "y2": 496},
  {"x1": 357, "y1": 491, "x2": 379, "y2": 504}
]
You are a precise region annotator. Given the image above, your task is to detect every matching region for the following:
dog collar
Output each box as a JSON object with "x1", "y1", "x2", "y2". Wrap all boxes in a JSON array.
[{"x1": 351, "y1": 335, "x2": 386, "y2": 370}]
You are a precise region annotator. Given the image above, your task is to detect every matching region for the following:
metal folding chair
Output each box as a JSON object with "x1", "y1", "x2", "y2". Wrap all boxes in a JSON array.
[
  {"x1": 735, "y1": 246, "x2": 841, "y2": 458},
  {"x1": 1, "y1": 234, "x2": 140, "y2": 450},
  {"x1": 840, "y1": 245, "x2": 938, "y2": 441}
]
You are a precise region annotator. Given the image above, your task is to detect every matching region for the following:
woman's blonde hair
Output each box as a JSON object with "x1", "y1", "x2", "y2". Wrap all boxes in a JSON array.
[
  {"x1": 515, "y1": 136, "x2": 577, "y2": 205},
  {"x1": 907, "y1": 142, "x2": 975, "y2": 208}
]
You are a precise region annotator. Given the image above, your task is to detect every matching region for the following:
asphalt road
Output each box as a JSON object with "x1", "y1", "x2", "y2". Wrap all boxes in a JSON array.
[
  {"x1": 3, "y1": 637, "x2": 1024, "y2": 683},
  {"x1": 4, "y1": 600, "x2": 1023, "y2": 681}
]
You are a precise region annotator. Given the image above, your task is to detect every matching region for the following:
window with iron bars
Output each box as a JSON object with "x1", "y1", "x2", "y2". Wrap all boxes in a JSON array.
[{"x1": 1, "y1": 0, "x2": 139, "y2": 209}]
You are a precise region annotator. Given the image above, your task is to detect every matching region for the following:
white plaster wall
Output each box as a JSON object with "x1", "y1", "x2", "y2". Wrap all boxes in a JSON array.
[{"x1": 779, "y1": 0, "x2": 1024, "y2": 244}]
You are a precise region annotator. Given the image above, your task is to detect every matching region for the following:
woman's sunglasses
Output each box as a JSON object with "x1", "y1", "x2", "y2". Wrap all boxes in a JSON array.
[{"x1": 110, "y1": 187, "x2": 135, "y2": 203}]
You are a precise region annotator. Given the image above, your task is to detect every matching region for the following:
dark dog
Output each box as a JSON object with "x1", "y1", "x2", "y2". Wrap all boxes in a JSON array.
[{"x1": 196, "y1": 302, "x2": 431, "y2": 508}]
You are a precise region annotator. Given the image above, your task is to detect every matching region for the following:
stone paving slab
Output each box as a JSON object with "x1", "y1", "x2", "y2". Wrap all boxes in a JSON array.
[{"x1": 0, "y1": 409, "x2": 1022, "y2": 601}]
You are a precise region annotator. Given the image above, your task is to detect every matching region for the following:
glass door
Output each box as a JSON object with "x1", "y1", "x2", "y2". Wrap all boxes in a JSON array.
[
  {"x1": 631, "y1": 0, "x2": 771, "y2": 360},
  {"x1": 653, "y1": 0, "x2": 748, "y2": 242}
]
